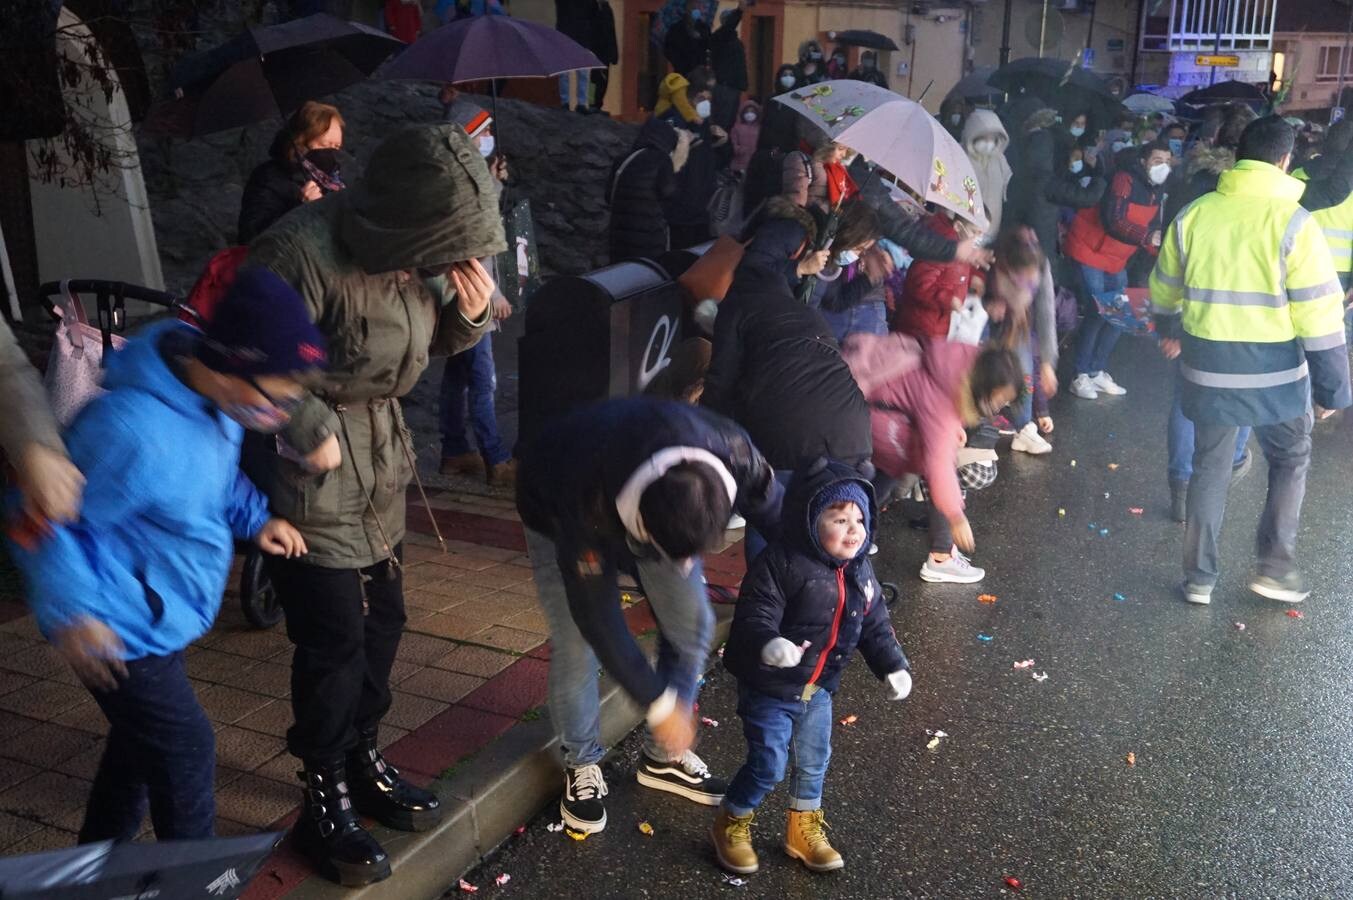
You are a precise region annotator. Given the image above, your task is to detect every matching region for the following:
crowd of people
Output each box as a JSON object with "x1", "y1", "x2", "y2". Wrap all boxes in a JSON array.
[{"x1": 2, "y1": 15, "x2": 1352, "y2": 892}]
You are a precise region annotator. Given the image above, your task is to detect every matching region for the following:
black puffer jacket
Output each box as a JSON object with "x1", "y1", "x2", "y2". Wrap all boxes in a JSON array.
[
  {"x1": 516, "y1": 398, "x2": 784, "y2": 706},
  {"x1": 238, "y1": 157, "x2": 309, "y2": 244},
  {"x1": 711, "y1": 7, "x2": 747, "y2": 91},
  {"x1": 607, "y1": 118, "x2": 679, "y2": 261},
  {"x1": 703, "y1": 201, "x2": 873, "y2": 470},
  {"x1": 1005, "y1": 124, "x2": 1105, "y2": 254},
  {"x1": 850, "y1": 157, "x2": 957, "y2": 262},
  {"x1": 724, "y1": 459, "x2": 908, "y2": 701}
]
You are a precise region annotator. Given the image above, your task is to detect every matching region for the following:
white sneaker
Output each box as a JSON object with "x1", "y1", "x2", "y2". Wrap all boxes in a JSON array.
[
  {"x1": 1071, "y1": 374, "x2": 1099, "y2": 400},
  {"x1": 919, "y1": 550, "x2": 986, "y2": 584},
  {"x1": 1092, "y1": 371, "x2": 1127, "y2": 396},
  {"x1": 1010, "y1": 422, "x2": 1052, "y2": 455}
]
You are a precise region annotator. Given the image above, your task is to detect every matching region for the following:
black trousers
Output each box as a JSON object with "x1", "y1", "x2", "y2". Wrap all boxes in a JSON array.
[
  {"x1": 268, "y1": 545, "x2": 406, "y2": 765},
  {"x1": 591, "y1": 66, "x2": 610, "y2": 109}
]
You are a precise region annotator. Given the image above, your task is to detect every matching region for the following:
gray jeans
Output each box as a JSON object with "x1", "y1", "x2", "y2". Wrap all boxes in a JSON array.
[{"x1": 1185, "y1": 412, "x2": 1313, "y2": 586}]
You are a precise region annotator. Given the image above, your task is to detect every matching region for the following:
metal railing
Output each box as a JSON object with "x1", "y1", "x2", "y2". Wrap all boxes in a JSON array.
[{"x1": 1140, "y1": 0, "x2": 1277, "y2": 53}]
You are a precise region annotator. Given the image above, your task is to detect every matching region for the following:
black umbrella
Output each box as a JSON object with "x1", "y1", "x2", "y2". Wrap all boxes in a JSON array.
[
  {"x1": 144, "y1": 13, "x2": 403, "y2": 138},
  {"x1": 1176, "y1": 79, "x2": 1269, "y2": 116},
  {"x1": 0, "y1": 832, "x2": 282, "y2": 899},
  {"x1": 988, "y1": 56, "x2": 1124, "y2": 130},
  {"x1": 826, "y1": 29, "x2": 900, "y2": 51},
  {"x1": 945, "y1": 65, "x2": 1003, "y2": 103}
]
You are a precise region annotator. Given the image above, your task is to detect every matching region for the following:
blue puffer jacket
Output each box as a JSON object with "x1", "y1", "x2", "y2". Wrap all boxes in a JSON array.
[{"x1": 724, "y1": 459, "x2": 908, "y2": 700}]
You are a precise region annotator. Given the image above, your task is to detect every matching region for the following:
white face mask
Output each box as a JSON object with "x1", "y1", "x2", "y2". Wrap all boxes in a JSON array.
[
  {"x1": 1069, "y1": 159, "x2": 1084, "y2": 174},
  {"x1": 780, "y1": 74, "x2": 796, "y2": 88},
  {"x1": 1080, "y1": 175, "x2": 1092, "y2": 188},
  {"x1": 695, "y1": 99, "x2": 712, "y2": 119},
  {"x1": 1148, "y1": 162, "x2": 1170, "y2": 185},
  {"x1": 1069, "y1": 125, "x2": 1086, "y2": 137},
  {"x1": 742, "y1": 111, "x2": 758, "y2": 123},
  {"x1": 973, "y1": 138, "x2": 995, "y2": 155},
  {"x1": 477, "y1": 135, "x2": 495, "y2": 158},
  {"x1": 949, "y1": 114, "x2": 961, "y2": 125},
  {"x1": 835, "y1": 248, "x2": 860, "y2": 266}
]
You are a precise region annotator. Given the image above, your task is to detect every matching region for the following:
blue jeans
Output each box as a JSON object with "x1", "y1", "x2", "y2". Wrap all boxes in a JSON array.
[
  {"x1": 723, "y1": 683, "x2": 833, "y2": 816},
  {"x1": 559, "y1": 71, "x2": 590, "y2": 108},
  {"x1": 79, "y1": 651, "x2": 215, "y2": 843},
  {"x1": 1167, "y1": 365, "x2": 1250, "y2": 482},
  {"x1": 1073, "y1": 264, "x2": 1128, "y2": 376},
  {"x1": 743, "y1": 469, "x2": 792, "y2": 566},
  {"x1": 439, "y1": 336, "x2": 509, "y2": 465},
  {"x1": 525, "y1": 527, "x2": 713, "y2": 768},
  {"x1": 1011, "y1": 337, "x2": 1035, "y2": 429}
]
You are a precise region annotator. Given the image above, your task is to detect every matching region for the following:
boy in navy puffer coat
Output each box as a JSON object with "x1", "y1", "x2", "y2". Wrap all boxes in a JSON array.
[{"x1": 712, "y1": 459, "x2": 911, "y2": 875}]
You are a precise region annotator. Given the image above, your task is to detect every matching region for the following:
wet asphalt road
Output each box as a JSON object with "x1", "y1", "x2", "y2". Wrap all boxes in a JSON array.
[{"x1": 456, "y1": 347, "x2": 1353, "y2": 900}]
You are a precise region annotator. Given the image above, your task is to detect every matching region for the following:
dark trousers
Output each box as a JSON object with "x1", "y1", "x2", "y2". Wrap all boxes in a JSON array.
[
  {"x1": 591, "y1": 66, "x2": 610, "y2": 108},
  {"x1": 1185, "y1": 414, "x2": 1312, "y2": 586},
  {"x1": 439, "y1": 335, "x2": 509, "y2": 466},
  {"x1": 269, "y1": 546, "x2": 406, "y2": 764},
  {"x1": 79, "y1": 651, "x2": 215, "y2": 843}
]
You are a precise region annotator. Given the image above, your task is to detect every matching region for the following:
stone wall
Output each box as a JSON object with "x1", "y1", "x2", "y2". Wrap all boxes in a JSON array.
[{"x1": 136, "y1": 80, "x2": 636, "y2": 294}]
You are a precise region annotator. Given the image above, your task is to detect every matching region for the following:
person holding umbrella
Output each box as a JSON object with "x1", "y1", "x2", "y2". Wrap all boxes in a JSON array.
[
  {"x1": 237, "y1": 101, "x2": 347, "y2": 244},
  {"x1": 848, "y1": 51, "x2": 889, "y2": 89},
  {"x1": 244, "y1": 124, "x2": 505, "y2": 886}
]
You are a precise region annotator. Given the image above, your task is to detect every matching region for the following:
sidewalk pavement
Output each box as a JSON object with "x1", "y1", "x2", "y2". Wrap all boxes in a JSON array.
[{"x1": 0, "y1": 482, "x2": 748, "y2": 899}]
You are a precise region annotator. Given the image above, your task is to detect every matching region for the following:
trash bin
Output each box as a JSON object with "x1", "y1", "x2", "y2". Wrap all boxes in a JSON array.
[{"x1": 517, "y1": 259, "x2": 685, "y2": 447}]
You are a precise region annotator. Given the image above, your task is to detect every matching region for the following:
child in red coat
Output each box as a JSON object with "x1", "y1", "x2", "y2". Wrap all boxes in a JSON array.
[{"x1": 891, "y1": 210, "x2": 984, "y2": 339}]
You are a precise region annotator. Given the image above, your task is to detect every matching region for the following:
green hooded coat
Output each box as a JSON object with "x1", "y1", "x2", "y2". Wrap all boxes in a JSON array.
[{"x1": 246, "y1": 124, "x2": 507, "y2": 569}]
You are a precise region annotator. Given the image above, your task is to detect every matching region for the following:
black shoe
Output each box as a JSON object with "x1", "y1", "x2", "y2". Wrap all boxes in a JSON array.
[
  {"x1": 636, "y1": 750, "x2": 727, "y2": 806},
  {"x1": 346, "y1": 730, "x2": 442, "y2": 832},
  {"x1": 292, "y1": 764, "x2": 391, "y2": 887},
  {"x1": 1231, "y1": 448, "x2": 1253, "y2": 484},
  {"x1": 1169, "y1": 479, "x2": 1188, "y2": 523},
  {"x1": 561, "y1": 764, "x2": 608, "y2": 833}
]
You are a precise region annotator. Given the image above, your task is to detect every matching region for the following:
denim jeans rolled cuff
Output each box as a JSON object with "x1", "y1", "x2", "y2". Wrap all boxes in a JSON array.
[{"x1": 723, "y1": 682, "x2": 833, "y2": 816}]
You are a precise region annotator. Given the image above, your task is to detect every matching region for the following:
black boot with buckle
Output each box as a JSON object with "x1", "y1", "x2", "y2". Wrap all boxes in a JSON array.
[
  {"x1": 346, "y1": 728, "x2": 443, "y2": 832},
  {"x1": 293, "y1": 762, "x2": 391, "y2": 887}
]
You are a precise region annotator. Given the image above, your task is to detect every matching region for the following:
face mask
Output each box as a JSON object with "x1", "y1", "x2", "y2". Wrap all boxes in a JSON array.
[
  {"x1": 949, "y1": 114, "x2": 961, "y2": 125},
  {"x1": 1149, "y1": 162, "x2": 1170, "y2": 185},
  {"x1": 1069, "y1": 159, "x2": 1084, "y2": 174},
  {"x1": 742, "y1": 111, "x2": 758, "y2": 123},
  {"x1": 222, "y1": 404, "x2": 290, "y2": 435},
  {"x1": 863, "y1": 59, "x2": 875, "y2": 70},
  {"x1": 835, "y1": 248, "x2": 860, "y2": 266},
  {"x1": 973, "y1": 138, "x2": 995, "y2": 155},
  {"x1": 780, "y1": 74, "x2": 796, "y2": 88},
  {"x1": 1069, "y1": 125, "x2": 1086, "y2": 137},
  {"x1": 832, "y1": 56, "x2": 845, "y2": 67},
  {"x1": 690, "y1": 9, "x2": 702, "y2": 22},
  {"x1": 304, "y1": 147, "x2": 340, "y2": 174},
  {"x1": 1168, "y1": 138, "x2": 1183, "y2": 157},
  {"x1": 809, "y1": 50, "x2": 823, "y2": 61},
  {"x1": 477, "y1": 135, "x2": 495, "y2": 158},
  {"x1": 695, "y1": 99, "x2": 712, "y2": 119}
]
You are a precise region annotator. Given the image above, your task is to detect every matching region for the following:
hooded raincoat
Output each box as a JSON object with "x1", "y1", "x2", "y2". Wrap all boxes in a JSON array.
[{"x1": 961, "y1": 109, "x2": 1012, "y2": 234}]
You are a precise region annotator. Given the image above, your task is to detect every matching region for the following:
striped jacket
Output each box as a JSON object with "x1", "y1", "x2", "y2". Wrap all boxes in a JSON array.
[
  {"x1": 1150, "y1": 160, "x2": 1351, "y2": 426},
  {"x1": 1294, "y1": 162, "x2": 1353, "y2": 280}
]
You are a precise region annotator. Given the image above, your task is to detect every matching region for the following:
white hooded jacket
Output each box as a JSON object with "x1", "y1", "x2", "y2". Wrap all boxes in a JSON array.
[{"x1": 962, "y1": 109, "x2": 1013, "y2": 235}]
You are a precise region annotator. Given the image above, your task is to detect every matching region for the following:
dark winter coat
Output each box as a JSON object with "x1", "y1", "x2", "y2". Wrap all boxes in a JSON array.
[
  {"x1": 1005, "y1": 126, "x2": 1106, "y2": 256},
  {"x1": 711, "y1": 8, "x2": 747, "y2": 91},
  {"x1": 592, "y1": 0, "x2": 618, "y2": 64},
  {"x1": 1166, "y1": 144, "x2": 1353, "y2": 225},
  {"x1": 238, "y1": 158, "x2": 308, "y2": 244},
  {"x1": 849, "y1": 156, "x2": 958, "y2": 262},
  {"x1": 724, "y1": 459, "x2": 908, "y2": 701},
  {"x1": 516, "y1": 398, "x2": 784, "y2": 705},
  {"x1": 664, "y1": 20, "x2": 710, "y2": 78},
  {"x1": 664, "y1": 121, "x2": 731, "y2": 232},
  {"x1": 703, "y1": 202, "x2": 873, "y2": 470},
  {"x1": 608, "y1": 119, "x2": 678, "y2": 261}
]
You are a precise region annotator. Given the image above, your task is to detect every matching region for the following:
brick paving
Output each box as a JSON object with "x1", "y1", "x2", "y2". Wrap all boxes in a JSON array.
[{"x1": 0, "y1": 483, "x2": 747, "y2": 898}]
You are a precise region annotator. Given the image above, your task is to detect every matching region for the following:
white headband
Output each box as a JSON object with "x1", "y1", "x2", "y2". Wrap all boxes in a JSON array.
[{"x1": 615, "y1": 446, "x2": 738, "y2": 550}]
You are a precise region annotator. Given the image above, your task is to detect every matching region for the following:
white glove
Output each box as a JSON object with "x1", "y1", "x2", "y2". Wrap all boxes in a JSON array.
[
  {"x1": 761, "y1": 637, "x2": 806, "y2": 668},
  {"x1": 885, "y1": 669, "x2": 912, "y2": 701}
]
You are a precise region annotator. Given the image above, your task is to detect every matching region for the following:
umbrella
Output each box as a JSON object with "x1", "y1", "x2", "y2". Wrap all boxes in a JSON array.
[
  {"x1": 945, "y1": 66, "x2": 1002, "y2": 103},
  {"x1": 1176, "y1": 80, "x2": 1268, "y2": 116},
  {"x1": 0, "y1": 832, "x2": 282, "y2": 899},
  {"x1": 1123, "y1": 92, "x2": 1175, "y2": 114},
  {"x1": 774, "y1": 80, "x2": 988, "y2": 229},
  {"x1": 988, "y1": 56, "x2": 1124, "y2": 129},
  {"x1": 826, "y1": 29, "x2": 900, "y2": 52},
  {"x1": 144, "y1": 14, "x2": 402, "y2": 138},
  {"x1": 379, "y1": 15, "x2": 603, "y2": 127}
]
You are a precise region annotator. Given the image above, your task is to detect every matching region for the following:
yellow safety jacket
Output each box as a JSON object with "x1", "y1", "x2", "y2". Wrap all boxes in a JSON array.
[
  {"x1": 1293, "y1": 163, "x2": 1353, "y2": 279},
  {"x1": 1149, "y1": 160, "x2": 1350, "y2": 425}
]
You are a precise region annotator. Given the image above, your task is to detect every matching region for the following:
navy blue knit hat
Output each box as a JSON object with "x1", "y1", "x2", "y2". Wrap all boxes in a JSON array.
[
  {"x1": 810, "y1": 480, "x2": 872, "y2": 536},
  {"x1": 197, "y1": 267, "x2": 327, "y2": 377}
]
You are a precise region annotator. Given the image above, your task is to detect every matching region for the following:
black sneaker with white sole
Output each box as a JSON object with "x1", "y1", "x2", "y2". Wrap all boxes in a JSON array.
[
  {"x1": 636, "y1": 750, "x2": 728, "y2": 805},
  {"x1": 560, "y1": 764, "x2": 608, "y2": 833},
  {"x1": 1249, "y1": 572, "x2": 1310, "y2": 603}
]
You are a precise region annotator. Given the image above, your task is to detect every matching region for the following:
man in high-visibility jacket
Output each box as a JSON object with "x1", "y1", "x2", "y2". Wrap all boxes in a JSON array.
[
  {"x1": 1293, "y1": 120, "x2": 1353, "y2": 291},
  {"x1": 1150, "y1": 116, "x2": 1351, "y2": 606}
]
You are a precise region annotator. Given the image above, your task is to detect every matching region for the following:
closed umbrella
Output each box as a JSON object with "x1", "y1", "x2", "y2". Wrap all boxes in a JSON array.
[{"x1": 143, "y1": 14, "x2": 403, "y2": 138}]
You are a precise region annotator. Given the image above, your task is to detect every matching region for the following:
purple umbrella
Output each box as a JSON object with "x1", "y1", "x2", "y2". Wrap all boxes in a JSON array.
[{"x1": 379, "y1": 16, "x2": 602, "y2": 84}]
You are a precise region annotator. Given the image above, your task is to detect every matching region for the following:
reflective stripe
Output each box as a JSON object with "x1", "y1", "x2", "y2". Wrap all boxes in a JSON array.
[
  {"x1": 1279, "y1": 208, "x2": 1309, "y2": 290},
  {"x1": 1180, "y1": 361, "x2": 1309, "y2": 389},
  {"x1": 1300, "y1": 331, "x2": 1346, "y2": 352},
  {"x1": 1288, "y1": 279, "x2": 1342, "y2": 301},
  {"x1": 1153, "y1": 270, "x2": 1184, "y2": 288},
  {"x1": 1185, "y1": 287, "x2": 1285, "y2": 307},
  {"x1": 1323, "y1": 227, "x2": 1353, "y2": 241}
]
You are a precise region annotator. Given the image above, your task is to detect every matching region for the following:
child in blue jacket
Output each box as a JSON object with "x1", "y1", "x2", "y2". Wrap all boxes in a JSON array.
[
  {"x1": 713, "y1": 458, "x2": 911, "y2": 875},
  {"x1": 8, "y1": 268, "x2": 324, "y2": 844}
]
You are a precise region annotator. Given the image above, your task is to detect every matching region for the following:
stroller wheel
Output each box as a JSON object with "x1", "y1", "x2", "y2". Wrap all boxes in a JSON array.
[
  {"x1": 240, "y1": 549, "x2": 284, "y2": 629},
  {"x1": 881, "y1": 582, "x2": 900, "y2": 608}
]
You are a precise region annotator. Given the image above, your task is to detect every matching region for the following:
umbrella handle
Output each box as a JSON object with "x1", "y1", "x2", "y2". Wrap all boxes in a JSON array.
[{"x1": 796, "y1": 208, "x2": 843, "y2": 304}]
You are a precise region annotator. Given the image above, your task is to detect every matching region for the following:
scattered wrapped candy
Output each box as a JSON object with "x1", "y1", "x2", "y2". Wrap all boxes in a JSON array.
[
  {"x1": 495, "y1": 874, "x2": 512, "y2": 887},
  {"x1": 514, "y1": 825, "x2": 526, "y2": 836},
  {"x1": 1004, "y1": 875, "x2": 1023, "y2": 890},
  {"x1": 1128, "y1": 507, "x2": 1144, "y2": 515},
  {"x1": 700, "y1": 716, "x2": 719, "y2": 727},
  {"x1": 1099, "y1": 528, "x2": 1110, "y2": 537},
  {"x1": 1088, "y1": 522, "x2": 1098, "y2": 531},
  {"x1": 1234, "y1": 622, "x2": 1246, "y2": 631},
  {"x1": 1126, "y1": 751, "x2": 1136, "y2": 767},
  {"x1": 1104, "y1": 492, "x2": 1111, "y2": 499},
  {"x1": 638, "y1": 821, "x2": 654, "y2": 836},
  {"x1": 978, "y1": 593, "x2": 998, "y2": 604},
  {"x1": 565, "y1": 829, "x2": 588, "y2": 841},
  {"x1": 1107, "y1": 463, "x2": 1120, "y2": 471},
  {"x1": 925, "y1": 728, "x2": 949, "y2": 750},
  {"x1": 977, "y1": 633, "x2": 993, "y2": 642},
  {"x1": 1070, "y1": 459, "x2": 1077, "y2": 466},
  {"x1": 839, "y1": 715, "x2": 858, "y2": 726},
  {"x1": 459, "y1": 879, "x2": 479, "y2": 893},
  {"x1": 1286, "y1": 610, "x2": 1304, "y2": 619},
  {"x1": 1031, "y1": 671, "x2": 1048, "y2": 682},
  {"x1": 1013, "y1": 659, "x2": 1035, "y2": 669},
  {"x1": 546, "y1": 821, "x2": 565, "y2": 833},
  {"x1": 1113, "y1": 592, "x2": 1126, "y2": 602},
  {"x1": 1058, "y1": 508, "x2": 1066, "y2": 517},
  {"x1": 723, "y1": 875, "x2": 748, "y2": 887}
]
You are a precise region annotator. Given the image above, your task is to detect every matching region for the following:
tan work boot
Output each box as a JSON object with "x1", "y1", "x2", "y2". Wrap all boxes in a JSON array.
[
  {"x1": 710, "y1": 808, "x2": 759, "y2": 874},
  {"x1": 440, "y1": 452, "x2": 484, "y2": 477},
  {"x1": 784, "y1": 808, "x2": 843, "y2": 872},
  {"x1": 486, "y1": 458, "x2": 517, "y2": 487}
]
